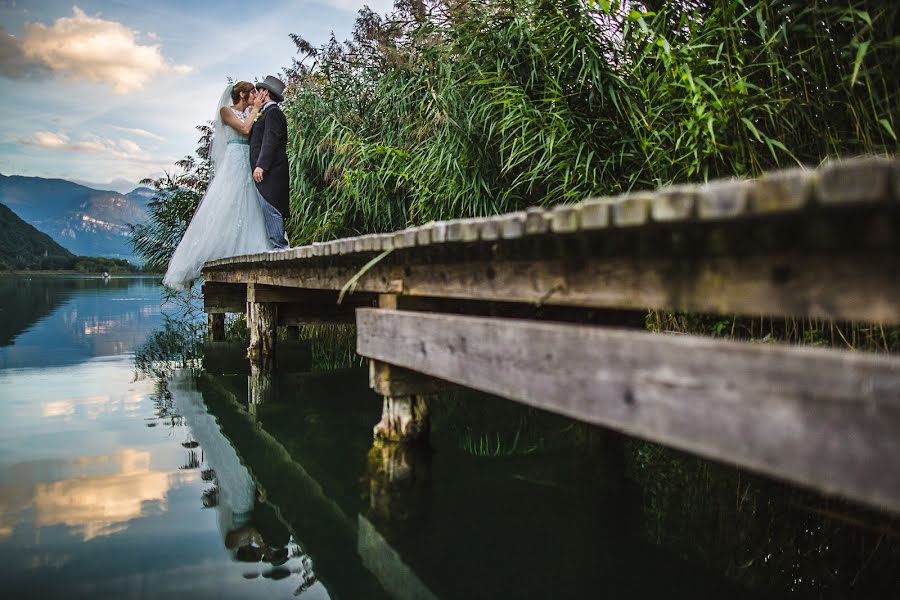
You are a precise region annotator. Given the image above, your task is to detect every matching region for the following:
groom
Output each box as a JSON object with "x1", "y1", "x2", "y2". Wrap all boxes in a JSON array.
[{"x1": 250, "y1": 75, "x2": 290, "y2": 250}]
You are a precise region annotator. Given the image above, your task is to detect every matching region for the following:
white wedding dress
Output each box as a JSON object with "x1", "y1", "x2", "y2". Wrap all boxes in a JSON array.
[{"x1": 163, "y1": 90, "x2": 271, "y2": 291}]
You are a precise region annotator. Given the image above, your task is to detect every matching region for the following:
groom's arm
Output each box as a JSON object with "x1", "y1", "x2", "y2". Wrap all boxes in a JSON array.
[{"x1": 256, "y1": 109, "x2": 287, "y2": 173}]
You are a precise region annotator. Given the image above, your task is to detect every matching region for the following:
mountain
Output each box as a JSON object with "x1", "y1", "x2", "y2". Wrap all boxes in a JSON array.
[
  {"x1": 0, "y1": 203, "x2": 140, "y2": 274},
  {"x1": 0, "y1": 203, "x2": 74, "y2": 270},
  {"x1": 0, "y1": 174, "x2": 149, "y2": 262},
  {"x1": 126, "y1": 186, "x2": 155, "y2": 209},
  {"x1": 69, "y1": 178, "x2": 139, "y2": 195}
]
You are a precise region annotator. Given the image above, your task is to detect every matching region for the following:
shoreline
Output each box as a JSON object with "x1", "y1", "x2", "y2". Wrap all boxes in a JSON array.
[{"x1": 0, "y1": 270, "x2": 161, "y2": 277}]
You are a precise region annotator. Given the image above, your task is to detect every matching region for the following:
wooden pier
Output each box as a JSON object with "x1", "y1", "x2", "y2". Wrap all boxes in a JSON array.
[{"x1": 202, "y1": 156, "x2": 900, "y2": 514}]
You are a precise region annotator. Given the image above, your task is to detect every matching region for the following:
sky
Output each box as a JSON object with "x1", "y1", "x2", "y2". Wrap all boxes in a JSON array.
[{"x1": 0, "y1": 0, "x2": 394, "y2": 191}]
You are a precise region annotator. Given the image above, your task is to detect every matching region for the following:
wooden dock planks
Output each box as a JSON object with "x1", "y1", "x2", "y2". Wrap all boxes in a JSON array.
[{"x1": 203, "y1": 157, "x2": 900, "y2": 324}]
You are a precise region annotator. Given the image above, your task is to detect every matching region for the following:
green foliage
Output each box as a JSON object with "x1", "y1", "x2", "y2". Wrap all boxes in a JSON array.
[
  {"x1": 130, "y1": 124, "x2": 213, "y2": 271},
  {"x1": 281, "y1": 0, "x2": 898, "y2": 245},
  {"x1": 0, "y1": 202, "x2": 73, "y2": 270},
  {"x1": 646, "y1": 310, "x2": 900, "y2": 352},
  {"x1": 294, "y1": 324, "x2": 365, "y2": 370},
  {"x1": 133, "y1": 315, "x2": 205, "y2": 381}
]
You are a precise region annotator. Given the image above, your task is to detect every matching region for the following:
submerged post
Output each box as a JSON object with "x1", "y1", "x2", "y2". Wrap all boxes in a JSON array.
[
  {"x1": 246, "y1": 283, "x2": 277, "y2": 364},
  {"x1": 248, "y1": 361, "x2": 274, "y2": 418},
  {"x1": 207, "y1": 312, "x2": 226, "y2": 342}
]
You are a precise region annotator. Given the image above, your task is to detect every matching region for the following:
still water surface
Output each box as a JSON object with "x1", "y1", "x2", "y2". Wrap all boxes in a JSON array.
[{"x1": 0, "y1": 276, "x2": 896, "y2": 598}]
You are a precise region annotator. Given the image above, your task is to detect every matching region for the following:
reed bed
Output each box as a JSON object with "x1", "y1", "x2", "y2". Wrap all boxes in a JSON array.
[{"x1": 281, "y1": 0, "x2": 898, "y2": 244}]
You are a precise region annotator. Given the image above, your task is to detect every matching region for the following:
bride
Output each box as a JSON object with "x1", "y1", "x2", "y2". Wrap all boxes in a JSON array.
[{"x1": 163, "y1": 82, "x2": 272, "y2": 291}]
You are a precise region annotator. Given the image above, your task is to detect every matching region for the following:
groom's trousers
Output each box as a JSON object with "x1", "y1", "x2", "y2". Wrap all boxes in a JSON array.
[{"x1": 258, "y1": 197, "x2": 289, "y2": 249}]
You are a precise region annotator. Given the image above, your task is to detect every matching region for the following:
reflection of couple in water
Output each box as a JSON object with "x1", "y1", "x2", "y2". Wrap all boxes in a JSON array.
[
  {"x1": 221, "y1": 488, "x2": 290, "y2": 570},
  {"x1": 169, "y1": 371, "x2": 316, "y2": 589}
]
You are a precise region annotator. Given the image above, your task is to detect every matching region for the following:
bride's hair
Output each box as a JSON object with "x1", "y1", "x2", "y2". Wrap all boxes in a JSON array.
[{"x1": 230, "y1": 81, "x2": 254, "y2": 105}]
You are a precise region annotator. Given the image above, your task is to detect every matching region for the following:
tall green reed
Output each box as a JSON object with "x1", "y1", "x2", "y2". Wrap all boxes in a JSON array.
[{"x1": 281, "y1": 0, "x2": 898, "y2": 245}]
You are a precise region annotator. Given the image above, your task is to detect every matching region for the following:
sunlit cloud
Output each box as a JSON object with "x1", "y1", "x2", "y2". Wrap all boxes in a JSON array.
[
  {"x1": 0, "y1": 449, "x2": 180, "y2": 543},
  {"x1": 31, "y1": 449, "x2": 172, "y2": 541},
  {"x1": 111, "y1": 125, "x2": 165, "y2": 142},
  {"x1": 10, "y1": 6, "x2": 192, "y2": 94},
  {"x1": 18, "y1": 130, "x2": 150, "y2": 160},
  {"x1": 0, "y1": 25, "x2": 49, "y2": 79}
]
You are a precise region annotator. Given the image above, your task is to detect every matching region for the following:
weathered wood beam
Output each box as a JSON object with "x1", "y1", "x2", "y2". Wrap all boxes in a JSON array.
[
  {"x1": 206, "y1": 248, "x2": 900, "y2": 324},
  {"x1": 276, "y1": 303, "x2": 360, "y2": 326},
  {"x1": 356, "y1": 309, "x2": 900, "y2": 514},
  {"x1": 202, "y1": 281, "x2": 246, "y2": 313},
  {"x1": 369, "y1": 360, "x2": 449, "y2": 397},
  {"x1": 248, "y1": 283, "x2": 372, "y2": 304}
]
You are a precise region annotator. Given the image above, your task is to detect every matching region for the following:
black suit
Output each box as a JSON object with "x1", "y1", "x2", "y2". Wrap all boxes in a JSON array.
[{"x1": 249, "y1": 103, "x2": 290, "y2": 220}]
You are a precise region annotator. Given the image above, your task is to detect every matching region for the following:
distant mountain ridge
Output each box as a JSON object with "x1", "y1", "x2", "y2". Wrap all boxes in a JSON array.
[
  {"x1": 0, "y1": 174, "x2": 151, "y2": 262},
  {"x1": 69, "y1": 177, "x2": 140, "y2": 195}
]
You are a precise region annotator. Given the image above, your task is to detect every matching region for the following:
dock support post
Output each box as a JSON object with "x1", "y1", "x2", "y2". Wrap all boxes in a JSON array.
[
  {"x1": 285, "y1": 325, "x2": 300, "y2": 341},
  {"x1": 367, "y1": 294, "x2": 451, "y2": 443},
  {"x1": 246, "y1": 284, "x2": 277, "y2": 364},
  {"x1": 370, "y1": 360, "x2": 438, "y2": 443},
  {"x1": 372, "y1": 391, "x2": 431, "y2": 443},
  {"x1": 248, "y1": 361, "x2": 274, "y2": 418},
  {"x1": 207, "y1": 313, "x2": 225, "y2": 342}
]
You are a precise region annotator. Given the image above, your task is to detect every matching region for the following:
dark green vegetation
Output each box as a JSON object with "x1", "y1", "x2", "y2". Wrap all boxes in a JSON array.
[
  {"x1": 0, "y1": 203, "x2": 72, "y2": 270},
  {"x1": 130, "y1": 137, "x2": 212, "y2": 271},
  {"x1": 0, "y1": 203, "x2": 139, "y2": 272},
  {"x1": 281, "y1": 0, "x2": 898, "y2": 244},
  {"x1": 646, "y1": 310, "x2": 900, "y2": 352}
]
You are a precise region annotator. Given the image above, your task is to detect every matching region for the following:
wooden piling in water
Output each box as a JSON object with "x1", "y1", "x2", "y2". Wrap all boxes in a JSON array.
[
  {"x1": 207, "y1": 312, "x2": 225, "y2": 342},
  {"x1": 247, "y1": 283, "x2": 278, "y2": 364}
]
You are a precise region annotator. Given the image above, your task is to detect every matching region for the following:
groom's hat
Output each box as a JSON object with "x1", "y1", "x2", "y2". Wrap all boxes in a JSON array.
[{"x1": 256, "y1": 75, "x2": 286, "y2": 103}]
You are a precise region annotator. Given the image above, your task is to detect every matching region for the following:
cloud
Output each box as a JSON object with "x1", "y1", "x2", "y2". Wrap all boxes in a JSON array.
[
  {"x1": 111, "y1": 125, "x2": 165, "y2": 142},
  {"x1": 0, "y1": 25, "x2": 49, "y2": 78},
  {"x1": 10, "y1": 6, "x2": 192, "y2": 94},
  {"x1": 18, "y1": 130, "x2": 149, "y2": 160},
  {"x1": 320, "y1": 0, "x2": 395, "y2": 14}
]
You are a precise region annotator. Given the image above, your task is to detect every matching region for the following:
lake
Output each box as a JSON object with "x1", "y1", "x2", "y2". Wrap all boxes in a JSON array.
[{"x1": 0, "y1": 275, "x2": 896, "y2": 598}]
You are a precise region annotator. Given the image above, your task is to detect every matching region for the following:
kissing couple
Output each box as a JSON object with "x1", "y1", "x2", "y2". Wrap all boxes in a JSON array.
[{"x1": 163, "y1": 76, "x2": 290, "y2": 292}]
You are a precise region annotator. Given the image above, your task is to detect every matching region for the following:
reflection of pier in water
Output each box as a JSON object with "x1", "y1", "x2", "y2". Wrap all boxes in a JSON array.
[{"x1": 195, "y1": 344, "x2": 752, "y2": 599}]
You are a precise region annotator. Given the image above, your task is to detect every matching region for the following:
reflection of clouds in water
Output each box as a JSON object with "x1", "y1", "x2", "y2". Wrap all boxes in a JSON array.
[
  {"x1": 33, "y1": 469, "x2": 169, "y2": 540},
  {"x1": 41, "y1": 399, "x2": 79, "y2": 418},
  {"x1": 0, "y1": 448, "x2": 181, "y2": 542},
  {"x1": 39, "y1": 390, "x2": 145, "y2": 420}
]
